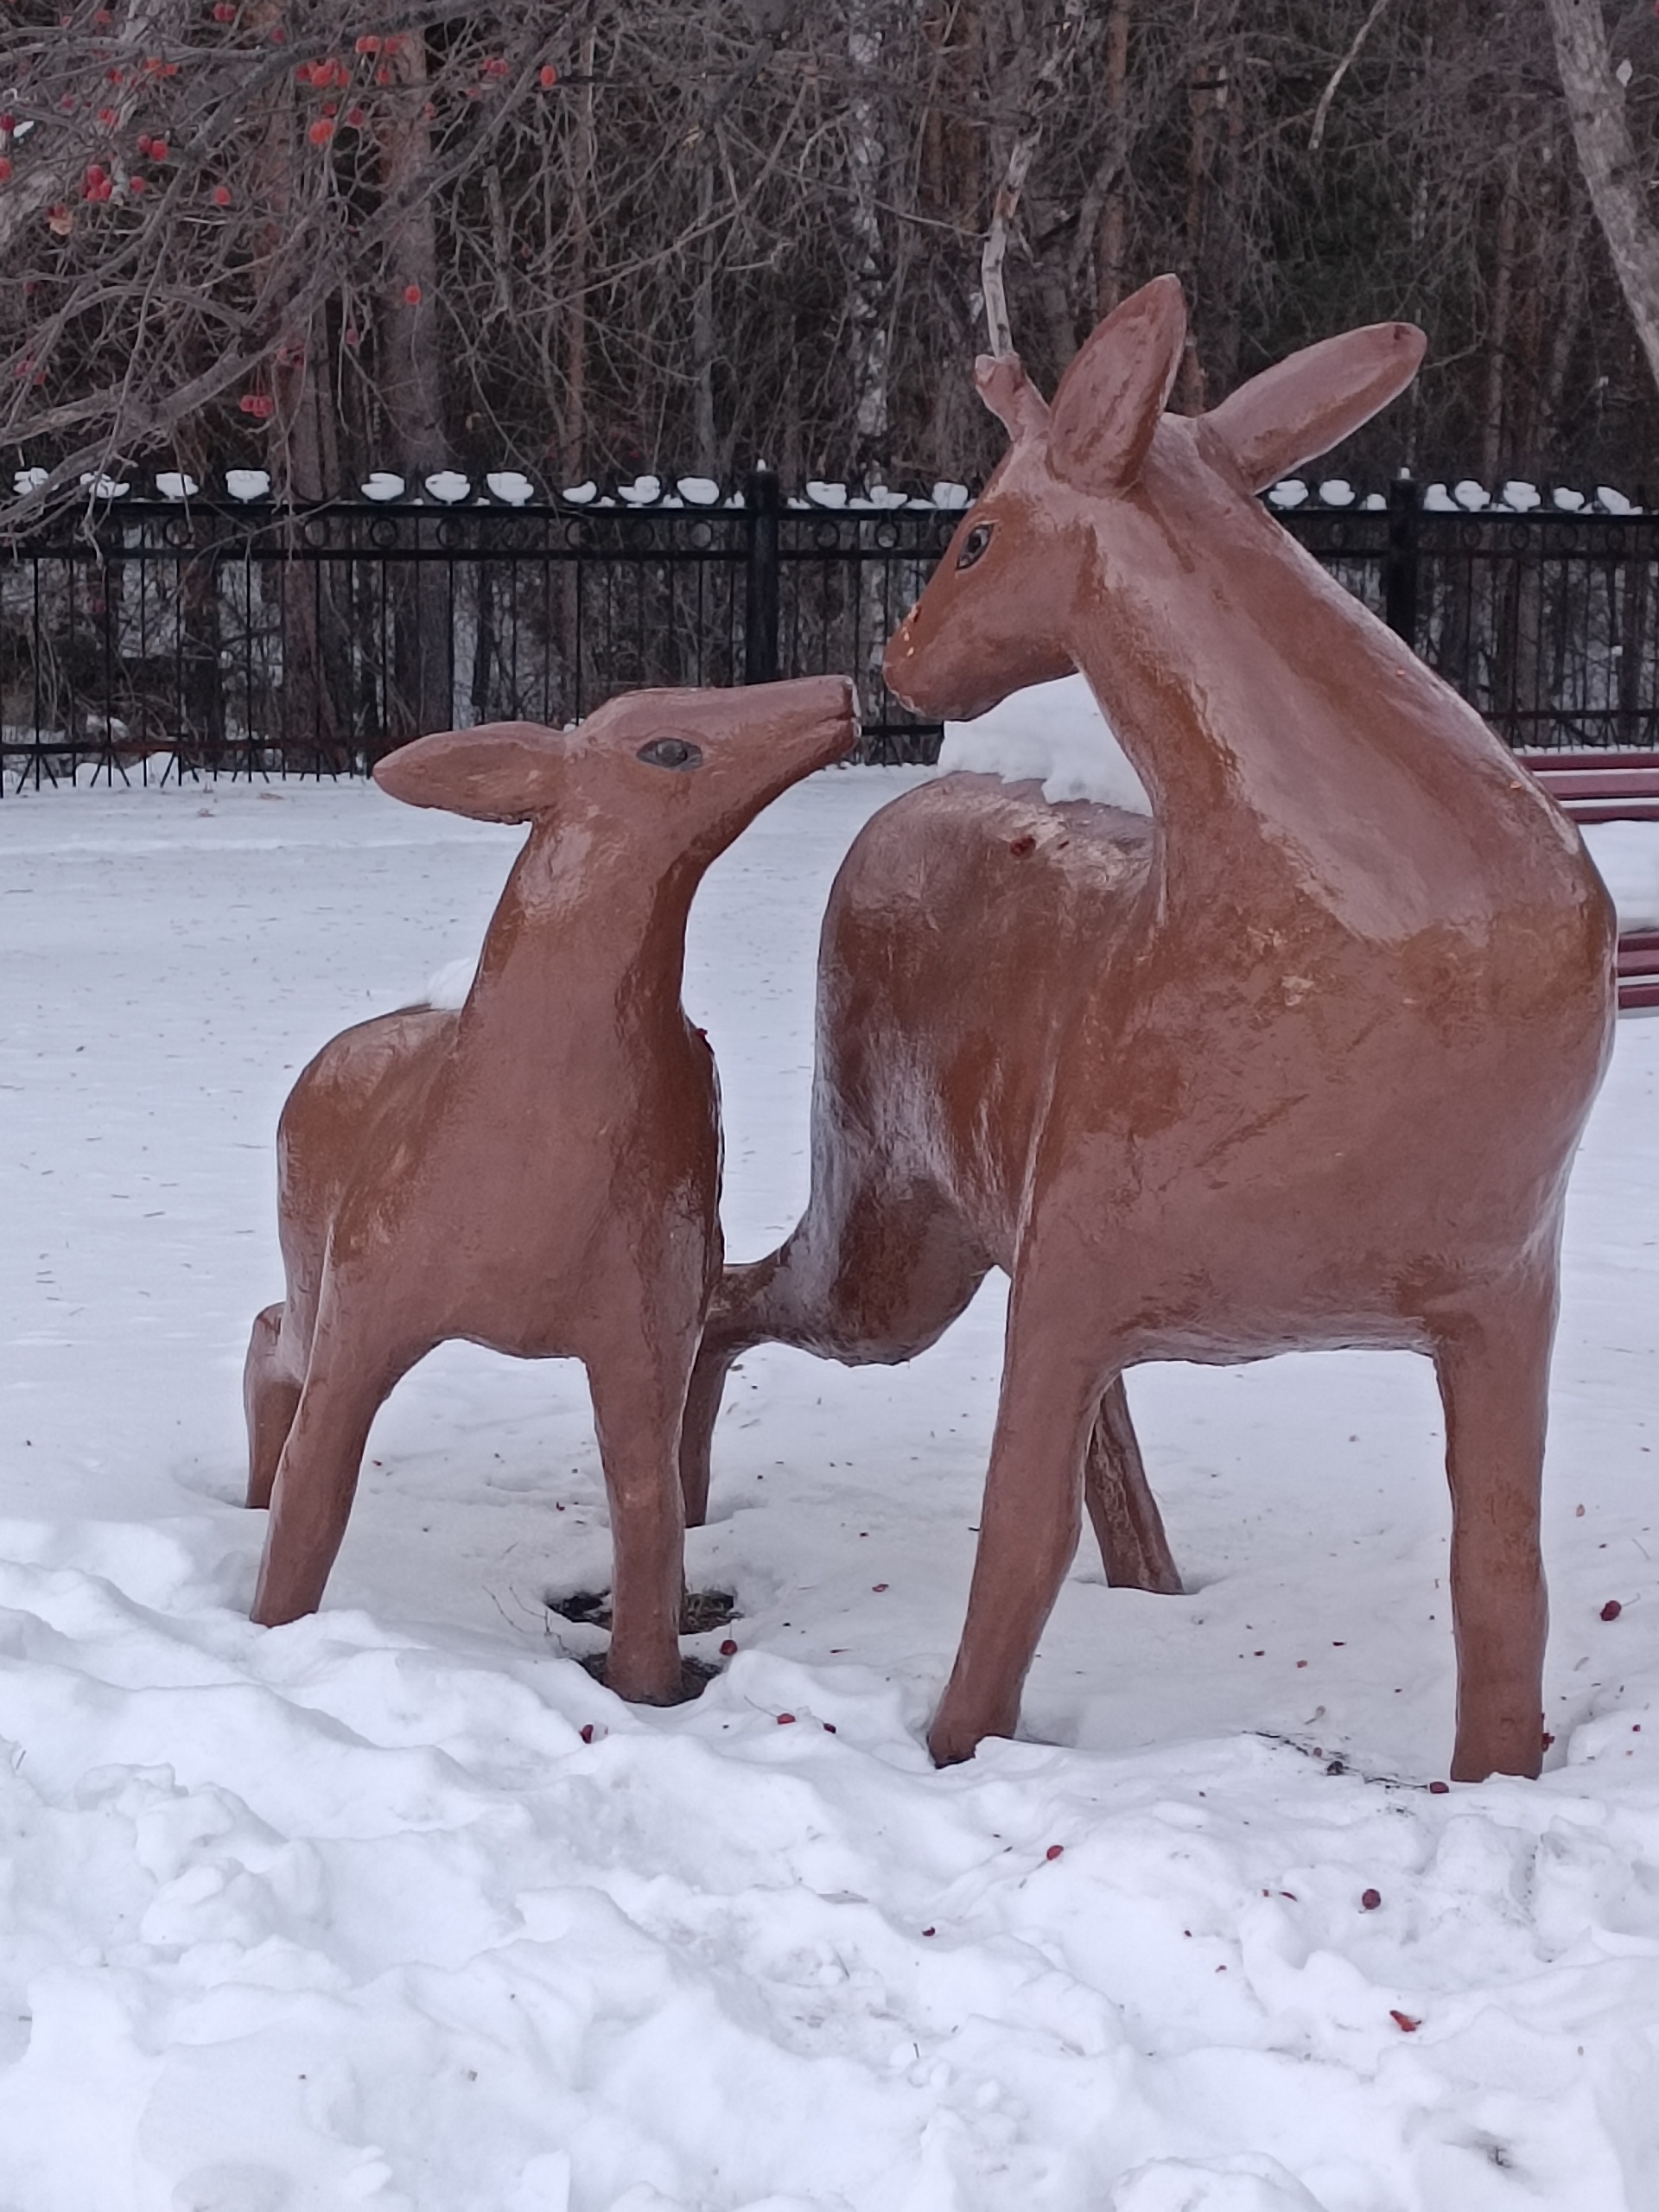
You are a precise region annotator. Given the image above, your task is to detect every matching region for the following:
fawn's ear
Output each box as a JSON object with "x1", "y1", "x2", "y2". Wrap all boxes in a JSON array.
[
  {"x1": 373, "y1": 722, "x2": 563, "y2": 823},
  {"x1": 974, "y1": 353, "x2": 1052, "y2": 443},
  {"x1": 1045, "y1": 274, "x2": 1187, "y2": 494},
  {"x1": 1203, "y1": 321, "x2": 1427, "y2": 493}
]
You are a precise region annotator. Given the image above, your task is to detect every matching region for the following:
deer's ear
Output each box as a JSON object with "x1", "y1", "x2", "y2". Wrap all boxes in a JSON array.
[
  {"x1": 373, "y1": 722, "x2": 561, "y2": 823},
  {"x1": 1045, "y1": 275, "x2": 1187, "y2": 494},
  {"x1": 1203, "y1": 321, "x2": 1427, "y2": 493},
  {"x1": 974, "y1": 353, "x2": 1052, "y2": 442}
]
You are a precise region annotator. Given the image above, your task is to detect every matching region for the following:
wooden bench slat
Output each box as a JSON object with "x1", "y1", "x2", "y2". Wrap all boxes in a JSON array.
[
  {"x1": 1513, "y1": 753, "x2": 1659, "y2": 1010},
  {"x1": 1532, "y1": 771, "x2": 1659, "y2": 798}
]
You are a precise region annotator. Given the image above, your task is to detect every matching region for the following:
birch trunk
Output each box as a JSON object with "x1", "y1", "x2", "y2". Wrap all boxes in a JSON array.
[{"x1": 1543, "y1": 0, "x2": 1659, "y2": 394}]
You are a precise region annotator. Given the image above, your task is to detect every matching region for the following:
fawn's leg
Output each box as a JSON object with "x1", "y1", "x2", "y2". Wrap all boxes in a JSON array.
[
  {"x1": 251, "y1": 1293, "x2": 417, "y2": 1626},
  {"x1": 1084, "y1": 1376, "x2": 1181, "y2": 1595},
  {"x1": 679, "y1": 1164, "x2": 990, "y2": 1526},
  {"x1": 245, "y1": 1303, "x2": 303, "y2": 1511},
  {"x1": 1432, "y1": 1268, "x2": 1559, "y2": 1783},
  {"x1": 928, "y1": 1284, "x2": 1107, "y2": 1766},
  {"x1": 588, "y1": 1332, "x2": 693, "y2": 1705}
]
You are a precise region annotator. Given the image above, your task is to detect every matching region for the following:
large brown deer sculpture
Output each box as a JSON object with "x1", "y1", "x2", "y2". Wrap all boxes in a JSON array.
[
  {"x1": 682, "y1": 279, "x2": 1615, "y2": 1781},
  {"x1": 245, "y1": 677, "x2": 857, "y2": 1701}
]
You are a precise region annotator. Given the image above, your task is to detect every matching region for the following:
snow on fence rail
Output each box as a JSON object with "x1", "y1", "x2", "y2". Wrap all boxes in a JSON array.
[{"x1": 0, "y1": 470, "x2": 1654, "y2": 789}]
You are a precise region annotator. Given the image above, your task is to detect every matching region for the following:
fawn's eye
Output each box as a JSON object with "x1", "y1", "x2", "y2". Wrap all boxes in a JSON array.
[
  {"x1": 956, "y1": 520, "x2": 994, "y2": 570},
  {"x1": 637, "y1": 736, "x2": 703, "y2": 771}
]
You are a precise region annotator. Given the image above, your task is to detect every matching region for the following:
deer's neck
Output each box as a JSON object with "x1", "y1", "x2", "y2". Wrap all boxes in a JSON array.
[
  {"x1": 456, "y1": 824, "x2": 697, "y2": 1071},
  {"x1": 1068, "y1": 449, "x2": 1575, "y2": 929}
]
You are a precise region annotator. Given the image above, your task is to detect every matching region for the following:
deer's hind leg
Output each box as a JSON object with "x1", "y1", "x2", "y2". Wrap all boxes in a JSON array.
[
  {"x1": 245, "y1": 1303, "x2": 303, "y2": 1511},
  {"x1": 251, "y1": 1282, "x2": 425, "y2": 1627},
  {"x1": 680, "y1": 1157, "x2": 991, "y2": 1525},
  {"x1": 1431, "y1": 1265, "x2": 1559, "y2": 1783},
  {"x1": 1084, "y1": 1376, "x2": 1181, "y2": 1595}
]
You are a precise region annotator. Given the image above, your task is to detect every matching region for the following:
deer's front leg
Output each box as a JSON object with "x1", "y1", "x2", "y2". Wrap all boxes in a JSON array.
[
  {"x1": 587, "y1": 1326, "x2": 693, "y2": 1705},
  {"x1": 1432, "y1": 1269, "x2": 1559, "y2": 1783},
  {"x1": 928, "y1": 1286, "x2": 1108, "y2": 1766}
]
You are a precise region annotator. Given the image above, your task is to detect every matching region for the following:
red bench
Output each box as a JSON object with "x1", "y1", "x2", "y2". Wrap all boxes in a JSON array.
[{"x1": 1522, "y1": 750, "x2": 1659, "y2": 1011}]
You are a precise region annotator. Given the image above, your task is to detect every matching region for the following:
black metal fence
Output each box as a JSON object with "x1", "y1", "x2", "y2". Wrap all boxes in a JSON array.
[{"x1": 2, "y1": 471, "x2": 1655, "y2": 791}]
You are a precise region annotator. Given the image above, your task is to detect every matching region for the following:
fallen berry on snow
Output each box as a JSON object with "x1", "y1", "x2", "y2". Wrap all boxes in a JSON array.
[
  {"x1": 1361, "y1": 1888, "x2": 1382, "y2": 1910},
  {"x1": 1427, "y1": 1780, "x2": 1449, "y2": 1795},
  {"x1": 1045, "y1": 1844, "x2": 1064, "y2": 1862},
  {"x1": 1389, "y1": 2010, "x2": 1421, "y2": 2033},
  {"x1": 1601, "y1": 1599, "x2": 1623, "y2": 1622},
  {"x1": 718, "y1": 1637, "x2": 737, "y2": 1656},
  {"x1": 579, "y1": 1723, "x2": 594, "y2": 1744}
]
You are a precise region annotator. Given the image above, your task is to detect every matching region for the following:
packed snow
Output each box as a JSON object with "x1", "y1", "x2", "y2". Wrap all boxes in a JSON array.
[
  {"x1": 940, "y1": 680, "x2": 1659, "y2": 942},
  {"x1": 2, "y1": 762, "x2": 1658, "y2": 2211}
]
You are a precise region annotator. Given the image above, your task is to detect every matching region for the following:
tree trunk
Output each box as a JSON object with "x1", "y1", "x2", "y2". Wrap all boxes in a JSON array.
[
  {"x1": 1543, "y1": 0, "x2": 1659, "y2": 394},
  {"x1": 846, "y1": 7, "x2": 890, "y2": 475},
  {"x1": 1481, "y1": 118, "x2": 1521, "y2": 486},
  {"x1": 563, "y1": 25, "x2": 598, "y2": 481},
  {"x1": 1094, "y1": 0, "x2": 1133, "y2": 317},
  {"x1": 375, "y1": 22, "x2": 453, "y2": 748}
]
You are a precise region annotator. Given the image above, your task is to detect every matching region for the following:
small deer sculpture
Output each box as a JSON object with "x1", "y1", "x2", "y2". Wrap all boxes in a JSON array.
[
  {"x1": 245, "y1": 677, "x2": 858, "y2": 1700},
  {"x1": 682, "y1": 280, "x2": 1615, "y2": 1780}
]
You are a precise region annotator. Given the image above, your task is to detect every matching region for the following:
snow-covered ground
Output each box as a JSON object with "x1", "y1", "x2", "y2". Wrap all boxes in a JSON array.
[{"x1": 2, "y1": 766, "x2": 1658, "y2": 2212}]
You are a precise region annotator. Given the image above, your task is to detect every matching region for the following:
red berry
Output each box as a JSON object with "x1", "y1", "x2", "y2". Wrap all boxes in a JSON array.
[
  {"x1": 579, "y1": 1723, "x2": 594, "y2": 1744},
  {"x1": 346, "y1": 105, "x2": 364, "y2": 127},
  {"x1": 213, "y1": 3, "x2": 237, "y2": 19},
  {"x1": 1601, "y1": 1599, "x2": 1623, "y2": 1622},
  {"x1": 213, "y1": 183, "x2": 232, "y2": 206},
  {"x1": 539, "y1": 64, "x2": 558, "y2": 88},
  {"x1": 776, "y1": 1713, "x2": 796, "y2": 1726},
  {"x1": 1389, "y1": 2010, "x2": 1421, "y2": 2033},
  {"x1": 403, "y1": 282, "x2": 422, "y2": 306},
  {"x1": 1045, "y1": 1844, "x2": 1064, "y2": 1861},
  {"x1": 355, "y1": 33, "x2": 381, "y2": 54},
  {"x1": 307, "y1": 118, "x2": 334, "y2": 145},
  {"x1": 718, "y1": 1637, "x2": 737, "y2": 1656},
  {"x1": 1361, "y1": 1888, "x2": 1382, "y2": 1910},
  {"x1": 921, "y1": 1926, "x2": 936, "y2": 1937},
  {"x1": 0, "y1": 158, "x2": 10, "y2": 184},
  {"x1": 149, "y1": 138, "x2": 168, "y2": 161},
  {"x1": 1427, "y1": 1779, "x2": 1449, "y2": 1794},
  {"x1": 128, "y1": 173, "x2": 145, "y2": 191}
]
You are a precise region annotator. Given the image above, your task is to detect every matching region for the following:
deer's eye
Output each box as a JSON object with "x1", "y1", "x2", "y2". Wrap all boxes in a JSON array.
[
  {"x1": 956, "y1": 521, "x2": 994, "y2": 571},
  {"x1": 637, "y1": 736, "x2": 702, "y2": 771}
]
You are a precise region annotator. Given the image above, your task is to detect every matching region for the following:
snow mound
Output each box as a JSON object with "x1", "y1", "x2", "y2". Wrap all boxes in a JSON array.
[
  {"x1": 1582, "y1": 821, "x2": 1659, "y2": 932},
  {"x1": 938, "y1": 674, "x2": 1153, "y2": 814},
  {"x1": 423, "y1": 954, "x2": 477, "y2": 1009}
]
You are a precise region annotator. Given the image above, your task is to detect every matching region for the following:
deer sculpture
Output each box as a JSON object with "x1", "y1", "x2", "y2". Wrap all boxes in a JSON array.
[
  {"x1": 681, "y1": 279, "x2": 1615, "y2": 1781},
  {"x1": 244, "y1": 677, "x2": 858, "y2": 1701}
]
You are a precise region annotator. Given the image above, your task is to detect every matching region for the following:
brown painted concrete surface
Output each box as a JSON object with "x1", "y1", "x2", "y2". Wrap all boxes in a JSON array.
[
  {"x1": 684, "y1": 279, "x2": 1617, "y2": 1782},
  {"x1": 245, "y1": 677, "x2": 858, "y2": 1701}
]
